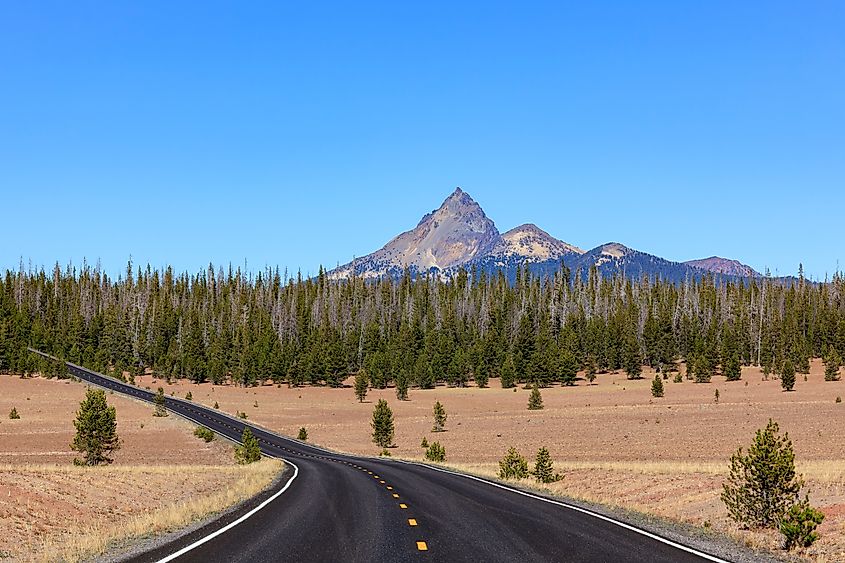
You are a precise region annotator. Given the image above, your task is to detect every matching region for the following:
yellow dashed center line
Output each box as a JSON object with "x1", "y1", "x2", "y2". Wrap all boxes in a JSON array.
[
  {"x1": 408, "y1": 519, "x2": 417, "y2": 526},
  {"x1": 399, "y1": 503, "x2": 408, "y2": 509},
  {"x1": 379, "y1": 480, "x2": 385, "y2": 484},
  {"x1": 392, "y1": 493, "x2": 400, "y2": 498},
  {"x1": 416, "y1": 541, "x2": 428, "y2": 551},
  {"x1": 386, "y1": 486, "x2": 393, "y2": 490}
]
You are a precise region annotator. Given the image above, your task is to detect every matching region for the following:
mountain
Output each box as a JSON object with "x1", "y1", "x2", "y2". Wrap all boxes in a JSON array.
[
  {"x1": 329, "y1": 188, "x2": 500, "y2": 279},
  {"x1": 329, "y1": 188, "x2": 756, "y2": 282},
  {"x1": 684, "y1": 257, "x2": 760, "y2": 278},
  {"x1": 571, "y1": 243, "x2": 704, "y2": 283},
  {"x1": 492, "y1": 224, "x2": 584, "y2": 263}
]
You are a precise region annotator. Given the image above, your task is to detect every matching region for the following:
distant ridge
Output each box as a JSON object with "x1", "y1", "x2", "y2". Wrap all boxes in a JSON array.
[
  {"x1": 329, "y1": 188, "x2": 758, "y2": 282},
  {"x1": 684, "y1": 256, "x2": 760, "y2": 278}
]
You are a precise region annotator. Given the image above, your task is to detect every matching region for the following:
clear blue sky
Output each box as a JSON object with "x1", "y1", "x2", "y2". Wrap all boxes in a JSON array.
[{"x1": 2, "y1": 2, "x2": 843, "y2": 280}]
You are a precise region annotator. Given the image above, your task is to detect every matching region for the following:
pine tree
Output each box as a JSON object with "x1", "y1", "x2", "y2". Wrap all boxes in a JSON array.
[
  {"x1": 8, "y1": 407, "x2": 20, "y2": 419},
  {"x1": 71, "y1": 389, "x2": 120, "y2": 466},
  {"x1": 623, "y1": 332, "x2": 643, "y2": 380},
  {"x1": 500, "y1": 353, "x2": 516, "y2": 389},
  {"x1": 420, "y1": 436, "x2": 428, "y2": 448},
  {"x1": 532, "y1": 446, "x2": 561, "y2": 483},
  {"x1": 584, "y1": 354, "x2": 597, "y2": 385},
  {"x1": 651, "y1": 374, "x2": 664, "y2": 398},
  {"x1": 824, "y1": 350, "x2": 841, "y2": 382},
  {"x1": 235, "y1": 427, "x2": 262, "y2": 464},
  {"x1": 395, "y1": 369, "x2": 409, "y2": 400},
  {"x1": 371, "y1": 399, "x2": 394, "y2": 449},
  {"x1": 724, "y1": 353, "x2": 742, "y2": 382},
  {"x1": 297, "y1": 427, "x2": 308, "y2": 440},
  {"x1": 354, "y1": 369, "x2": 369, "y2": 403},
  {"x1": 432, "y1": 400, "x2": 447, "y2": 432},
  {"x1": 474, "y1": 361, "x2": 489, "y2": 389},
  {"x1": 152, "y1": 387, "x2": 168, "y2": 417},
  {"x1": 527, "y1": 383, "x2": 543, "y2": 410},
  {"x1": 559, "y1": 349, "x2": 578, "y2": 386},
  {"x1": 721, "y1": 419, "x2": 803, "y2": 528},
  {"x1": 498, "y1": 447, "x2": 529, "y2": 479},
  {"x1": 781, "y1": 359, "x2": 796, "y2": 392}
]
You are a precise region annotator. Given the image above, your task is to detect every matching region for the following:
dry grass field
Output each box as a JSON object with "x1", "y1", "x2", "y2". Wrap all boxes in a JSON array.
[
  {"x1": 0, "y1": 375, "x2": 282, "y2": 562},
  {"x1": 130, "y1": 359, "x2": 845, "y2": 561}
]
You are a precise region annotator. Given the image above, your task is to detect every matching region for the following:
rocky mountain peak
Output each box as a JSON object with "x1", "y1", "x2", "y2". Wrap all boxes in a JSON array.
[
  {"x1": 685, "y1": 256, "x2": 760, "y2": 277},
  {"x1": 493, "y1": 224, "x2": 584, "y2": 262}
]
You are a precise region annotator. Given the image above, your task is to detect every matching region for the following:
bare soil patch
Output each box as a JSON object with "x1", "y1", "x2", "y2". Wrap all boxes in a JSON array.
[
  {"x1": 133, "y1": 360, "x2": 845, "y2": 561},
  {"x1": 0, "y1": 374, "x2": 281, "y2": 562}
]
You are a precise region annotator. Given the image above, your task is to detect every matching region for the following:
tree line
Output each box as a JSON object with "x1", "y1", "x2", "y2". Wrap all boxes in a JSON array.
[{"x1": 1, "y1": 260, "x2": 844, "y2": 389}]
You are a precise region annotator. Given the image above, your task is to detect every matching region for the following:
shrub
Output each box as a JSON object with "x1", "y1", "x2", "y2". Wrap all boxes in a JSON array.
[
  {"x1": 185, "y1": 391, "x2": 192, "y2": 401},
  {"x1": 432, "y1": 401, "x2": 447, "y2": 432},
  {"x1": 721, "y1": 419, "x2": 803, "y2": 528},
  {"x1": 498, "y1": 447, "x2": 529, "y2": 480},
  {"x1": 532, "y1": 446, "x2": 562, "y2": 483},
  {"x1": 651, "y1": 374, "x2": 664, "y2": 398},
  {"x1": 8, "y1": 407, "x2": 19, "y2": 419},
  {"x1": 297, "y1": 427, "x2": 308, "y2": 441},
  {"x1": 234, "y1": 428, "x2": 262, "y2": 464},
  {"x1": 237, "y1": 411, "x2": 248, "y2": 419},
  {"x1": 71, "y1": 389, "x2": 120, "y2": 466},
  {"x1": 837, "y1": 396, "x2": 842, "y2": 404},
  {"x1": 780, "y1": 497, "x2": 824, "y2": 550},
  {"x1": 213, "y1": 401, "x2": 219, "y2": 409},
  {"x1": 152, "y1": 387, "x2": 168, "y2": 417},
  {"x1": 425, "y1": 441, "x2": 446, "y2": 462},
  {"x1": 194, "y1": 426, "x2": 214, "y2": 442},
  {"x1": 379, "y1": 449, "x2": 391, "y2": 457},
  {"x1": 527, "y1": 383, "x2": 543, "y2": 410},
  {"x1": 673, "y1": 372, "x2": 683, "y2": 383},
  {"x1": 715, "y1": 389, "x2": 720, "y2": 404},
  {"x1": 420, "y1": 436, "x2": 429, "y2": 449},
  {"x1": 371, "y1": 399, "x2": 394, "y2": 449}
]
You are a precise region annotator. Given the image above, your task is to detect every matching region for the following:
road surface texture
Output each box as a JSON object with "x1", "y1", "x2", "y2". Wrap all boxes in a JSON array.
[{"x1": 41, "y1": 352, "x2": 731, "y2": 563}]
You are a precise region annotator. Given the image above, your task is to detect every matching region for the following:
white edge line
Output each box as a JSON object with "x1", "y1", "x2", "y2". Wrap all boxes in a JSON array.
[
  {"x1": 56, "y1": 360, "x2": 302, "y2": 563},
  {"x1": 58, "y1": 358, "x2": 728, "y2": 562},
  {"x1": 391, "y1": 459, "x2": 731, "y2": 563},
  {"x1": 155, "y1": 460, "x2": 299, "y2": 563}
]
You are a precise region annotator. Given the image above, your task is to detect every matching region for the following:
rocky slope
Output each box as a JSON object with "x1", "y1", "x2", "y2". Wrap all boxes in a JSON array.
[{"x1": 684, "y1": 257, "x2": 760, "y2": 278}]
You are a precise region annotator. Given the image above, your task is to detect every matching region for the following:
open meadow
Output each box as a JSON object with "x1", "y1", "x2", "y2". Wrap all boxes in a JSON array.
[
  {"x1": 0, "y1": 375, "x2": 282, "y2": 562},
  {"x1": 131, "y1": 359, "x2": 845, "y2": 561}
]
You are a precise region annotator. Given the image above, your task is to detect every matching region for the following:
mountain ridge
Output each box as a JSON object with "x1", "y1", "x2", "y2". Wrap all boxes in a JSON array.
[{"x1": 329, "y1": 188, "x2": 758, "y2": 281}]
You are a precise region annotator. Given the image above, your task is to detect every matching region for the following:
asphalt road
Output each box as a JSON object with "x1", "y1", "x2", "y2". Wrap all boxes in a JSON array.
[{"x1": 54, "y1": 357, "x2": 730, "y2": 563}]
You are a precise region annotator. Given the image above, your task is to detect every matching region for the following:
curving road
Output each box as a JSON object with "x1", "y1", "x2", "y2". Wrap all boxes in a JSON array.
[{"x1": 40, "y1": 352, "x2": 730, "y2": 563}]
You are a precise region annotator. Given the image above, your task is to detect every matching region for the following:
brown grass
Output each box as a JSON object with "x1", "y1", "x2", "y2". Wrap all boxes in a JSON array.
[
  {"x1": 0, "y1": 375, "x2": 284, "y2": 562},
  {"x1": 32, "y1": 459, "x2": 282, "y2": 563},
  {"x1": 126, "y1": 359, "x2": 845, "y2": 561}
]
